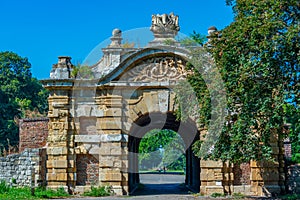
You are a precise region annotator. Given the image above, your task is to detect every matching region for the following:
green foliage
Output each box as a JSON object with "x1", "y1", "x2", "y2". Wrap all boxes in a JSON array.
[
  {"x1": 71, "y1": 64, "x2": 94, "y2": 79},
  {"x1": 177, "y1": 0, "x2": 299, "y2": 164},
  {"x1": 0, "y1": 51, "x2": 49, "y2": 152},
  {"x1": 190, "y1": 31, "x2": 206, "y2": 46},
  {"x1": 0, "y1": 187, "x2": 34, "y2": 199},
  {"x1": 163, "y1": 39, "x2": 177, "y2": 45},
  {"x1": 83, "y1": 185, "x2": 111, "y2": 197},
  {"x1": 139, "y1": 129, "x2": 186, "y2": 170},
  {"x1": 179, "y1": 31, "x2": 206, "y2": 47},
  {"x1": 11, "y1": 178, "x2": 16, "y2": 184},
  {"x1": 162, "y1": 134, "x2": 186, "y2": 170},
  {"x1": 284, "y1": 104, "x2": 300, "y2": 163},
  {"x1": 0, "y1": 180, "x2": 10, "y2": 194},
  {"x1": 34, "y1": 187, "x2": 70, "y2": 198},
  {"x1": 280, "y1": 193, "x2": 300, "y2": 200},
  {"x1": 0, "y1": 183, "x2": 70, "y2": 199},
  {"x1": 232, "y1": 192, "x2": 246, "y2": 199},
  {"x1": 211, "y1": 192, "x2": 225, "y2": 198}
]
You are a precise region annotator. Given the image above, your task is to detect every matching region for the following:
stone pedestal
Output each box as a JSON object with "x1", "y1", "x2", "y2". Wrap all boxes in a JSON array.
[{"x1": 200, "y1": 160, "x2": 225, "y2": 195}]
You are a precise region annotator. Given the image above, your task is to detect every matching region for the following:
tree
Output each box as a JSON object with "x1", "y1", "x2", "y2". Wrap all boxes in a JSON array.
[
  {"x1": 138, "y1": 129, "x2": 186, "y2": 170},
  {"x1": 0, "y1": 51, "x2": 48, "y2": 152},
  {"x1": 178, "y1": 0, "x2": 299, "y2": 163},
  {"x1": 162, "y1": 134, "x2": 186, "y2": 170}
]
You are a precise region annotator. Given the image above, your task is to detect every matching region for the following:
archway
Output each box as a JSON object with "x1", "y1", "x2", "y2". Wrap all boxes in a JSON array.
[{"x1": 128, "y1": 112, "x2": 200, "y2": 194}]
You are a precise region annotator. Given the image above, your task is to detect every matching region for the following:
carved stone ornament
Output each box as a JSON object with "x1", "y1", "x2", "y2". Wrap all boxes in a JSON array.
[
  {"x1": 150, "y1": 12, "x2": 180, "y2": 43},
  {"x1": 151, "y1": 12, "x2": 179, "y2": 34},
  {"x1": 120, "y1": 56, "x2": 191, "y2": 83}
]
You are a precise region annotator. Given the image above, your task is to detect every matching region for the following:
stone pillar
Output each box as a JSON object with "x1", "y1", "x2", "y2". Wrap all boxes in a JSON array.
[
  {"x1": 200, "y1": 160, "x2": 225, "y2": 195},
  {"x1": 96, "y1": 95, "x2": 128, "y2": 195},
  {"x1": 43, "y1": 56, "x2": 75, "y2": 192},
  {"x1": 250, "y1": 130, "x2": 285, "y2": 196}
]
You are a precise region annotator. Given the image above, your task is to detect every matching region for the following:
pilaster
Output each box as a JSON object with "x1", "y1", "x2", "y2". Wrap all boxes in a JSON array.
[
  {"x1": 96, "y1": 95, "x2": 128, "y2": 195},
  {"x1": 42, "y1": 56, "x2": 75, "y2": 192}
]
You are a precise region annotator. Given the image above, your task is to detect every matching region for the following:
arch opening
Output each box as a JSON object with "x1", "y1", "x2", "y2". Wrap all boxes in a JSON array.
[{"x1": 128, "y1": 112, "x2": 200, "y2": 195}]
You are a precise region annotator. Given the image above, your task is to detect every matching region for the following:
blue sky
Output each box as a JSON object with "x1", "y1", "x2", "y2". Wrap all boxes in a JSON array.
[{"x1": 0, "y1": 0, "x2": 233, "y2": 79}]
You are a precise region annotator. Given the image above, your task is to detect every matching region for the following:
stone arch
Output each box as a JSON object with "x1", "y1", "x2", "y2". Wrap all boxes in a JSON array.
[
  {"x1": 42, "y1": 13, "x2": 285, "y2": 197},
  {"x1": 99, "y1": 46, "x2": 190, "y2": 84},
  {"x1": 126, "y1": 112, "x2": 200, "y2": 194}
]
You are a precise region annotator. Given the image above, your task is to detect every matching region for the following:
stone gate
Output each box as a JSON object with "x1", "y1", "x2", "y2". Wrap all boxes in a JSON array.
[{"x1": 42, "y1": 13, "x2": 285, "y2": 196}]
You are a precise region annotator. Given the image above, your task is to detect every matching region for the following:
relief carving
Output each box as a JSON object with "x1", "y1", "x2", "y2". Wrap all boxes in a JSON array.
[{"x1": 121, "y1": 56, "x2": 190, "y2": 83}]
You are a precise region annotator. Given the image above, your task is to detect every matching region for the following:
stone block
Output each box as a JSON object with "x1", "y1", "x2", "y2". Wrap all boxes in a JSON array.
[
  {"x1": 47, "y1": 160, "x2": 68, "y2": 168},
  {"x1": 75, "y1": 135, "x2": 101, "y2": 143},
  {"x1": 47, "y1": 147, "x2": 68, "y2": 155},
  {"x1": 233, "y1": 185, "x2": 252, "y2": 195},
  {"x1": 113, "y1": 161, "x2": 122, "y2": 168},
  {"x1": 134, "y1": 102, "x2": 148, "y2": 116},
  {"x1": 48, "y1": 169, "x2": 67, "y2": 173},
  {"x1": 47, "y1": 160, "x2": 74, "y2": 168},
  {"x1": 103, "y1": 134, "x2": 120, "y2": 142},
  {"x1": 200, "y1": 160, "x2": 223, "y2": 168},
  {"x1": 97, "y1": 130, "x2": 122, "y2": 135},
  {"x1": 158, "y1": 90, "x2": 169, "y2": 113},
  {"x1": 100, "y1": 172, "x2": 122, "y2": 181},
  {"x1": 250, "y1": 169, "x2": 263, "y2": 181},
  {"x1": 144, "y1": 92, "x2": 158, "y2": 113},
  {"x1": 169, "y1": 92, "x2": 176, "y2": 111},
  {"x1": 47, "y1": 173, "x2": 67, "y2": 181},
  {"x1": 99, "y1": 159, "x2": 114, "y2": 168},
  {"x1": 98, "y1": 118, "x2": 122, "y2": 130},
  {"x1": 104, "y1": 108, "x2": 122, "y2": 117},
  {"x1": 202, "y1": 186, "x2": 224, "y2": 195},
  {"x1": 200, "y1": 173, "x2": 207, "y2": 180},
  {"x1": 110, "y1": 147, "x2": 122, "y2": 156}
]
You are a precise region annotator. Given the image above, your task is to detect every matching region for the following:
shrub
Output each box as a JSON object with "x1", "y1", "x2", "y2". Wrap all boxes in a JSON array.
[
  {"x1": 83, "y1": 185, "x2": 111, "y2": 197},
  {"x1": 211, "y1": 192, "x2": 225, "y2": 198}
]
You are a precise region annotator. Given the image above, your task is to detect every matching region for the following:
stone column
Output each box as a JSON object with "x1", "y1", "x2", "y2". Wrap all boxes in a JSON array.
[
  {"x1": 43, "y1": 56, "x2": 75, "y2": 192},
  {"x1": 96, "y1": 95, "x2": 128, "y2": 195}
]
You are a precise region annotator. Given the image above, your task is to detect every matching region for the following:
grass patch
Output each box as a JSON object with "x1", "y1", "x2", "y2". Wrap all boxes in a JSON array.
[
  {"x1": 0, "y1": 180, "x2": 10, "y2": 194},
  {"x1": 83, "y1": 185, "x2": 112, "y2": 197},
  {"x1": 279, "y1": 193, "x2": 300, "y2": 200},
  {"x1": 34, "y1": 187, "x2": 70, "y2": 198},
  {"x1": 232, "y1": 192, "x2": 246, "y2": 199},
  {"x1": 0, "y1": 181, "x2": 70, "y2": 200},
  {"x1": 0, "y1": 187, "x2": 35, "y2": 200},
  {"x1": 0, "y1": 180, "x2": 113, "y2": 199},
  {"x1": 211, "y1": 192, "x2": 226, "y2": 198}
]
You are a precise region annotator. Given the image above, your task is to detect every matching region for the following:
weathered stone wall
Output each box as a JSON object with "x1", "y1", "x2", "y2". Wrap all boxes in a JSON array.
[
  {"x1": 0, "y1": 148, "x2": 46, "y2": 187},
  {"x1": 286, "y1": 164, "x2": 300, "y2": 194},
  {"x1": 19, "y1": 118, "x2": 49, "y2": 152}
]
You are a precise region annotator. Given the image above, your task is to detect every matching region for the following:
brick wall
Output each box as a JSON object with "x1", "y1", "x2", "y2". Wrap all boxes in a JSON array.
[
  {"x1": 233, "y1": 162, "x2": 251, "y2": 185},
  {"x1": 76, "y1": 154, "x2": 99, "y2": 186},
  {"x1": 19, "y1": 118, "x2": 49, "y2": 152}
]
